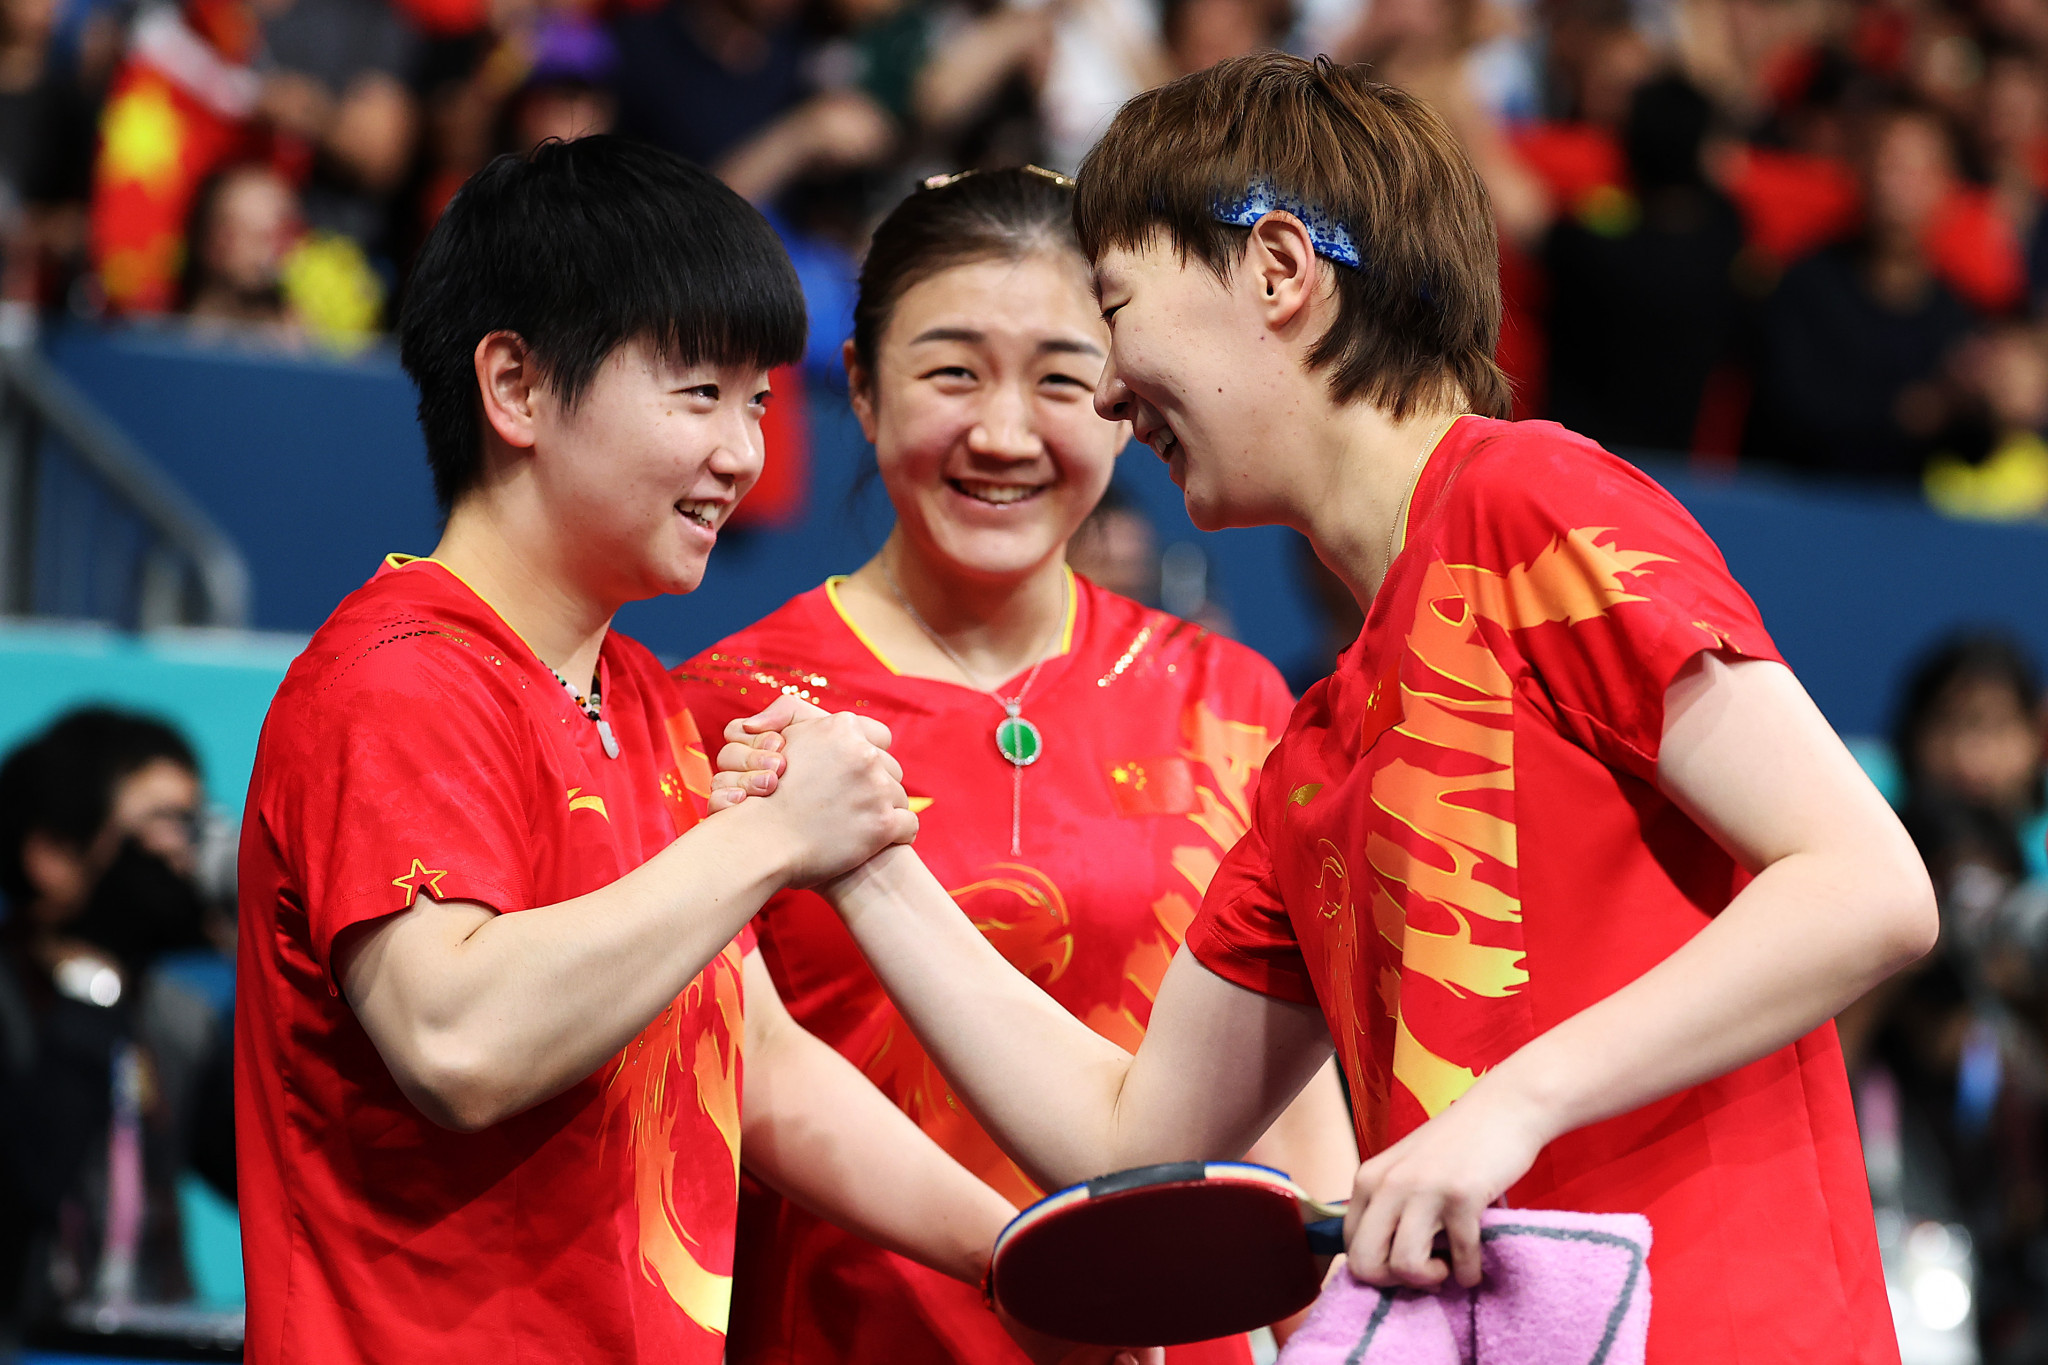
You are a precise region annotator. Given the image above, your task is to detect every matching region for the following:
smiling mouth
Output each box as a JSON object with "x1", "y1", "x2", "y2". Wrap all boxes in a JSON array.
[
  {"x1": 1148, "y1": 427, "x2": 1180, "y2": 462},
  {"x1": 676, "y1": 499, "x2": 720, "y2": 529},
  {"x1": 949, "y1": 478, "x2": 1049, "y2": 506}
]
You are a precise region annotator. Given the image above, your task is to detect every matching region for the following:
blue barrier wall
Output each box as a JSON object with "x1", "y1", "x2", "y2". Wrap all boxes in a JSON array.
[
  {"x1": 37, "y1": 323, "x2": 2048, "y2": 739},
  {"x1": 1646, "y1": 459, "x2": 2046, "y2": 742}
]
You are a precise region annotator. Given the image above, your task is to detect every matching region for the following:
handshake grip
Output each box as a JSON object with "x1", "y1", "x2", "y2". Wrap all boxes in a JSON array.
[{"x1": 711, "y1": 696, "x2": 918, "y2": 883}]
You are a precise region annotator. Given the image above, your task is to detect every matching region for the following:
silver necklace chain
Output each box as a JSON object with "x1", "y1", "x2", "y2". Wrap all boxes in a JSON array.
[
  {"x1": 880, "y1": 559, "x2": 1068, "y2": 719},
  {"x1": 879, "y1": 557, "x2": 1071, "y2": 856}
]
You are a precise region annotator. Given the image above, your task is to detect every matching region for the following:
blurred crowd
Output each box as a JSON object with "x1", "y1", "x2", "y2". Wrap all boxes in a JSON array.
[
  {"x1": 1850, "y1": 631, "x2": 2048, "y2": 1362},
  {"x1": 15, "y1": 0, "x2": 2048, "y2": 502}
]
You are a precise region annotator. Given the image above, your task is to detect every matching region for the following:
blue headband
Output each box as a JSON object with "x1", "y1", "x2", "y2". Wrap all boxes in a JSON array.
[{"x1": 1214, "y1": 181, "x2": 1362, "y2": 269}]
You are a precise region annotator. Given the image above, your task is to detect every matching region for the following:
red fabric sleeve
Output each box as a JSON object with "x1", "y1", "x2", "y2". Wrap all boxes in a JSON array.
[
  {"x1": 274, "y1": 645, "x2": 535, "y2": 977},
  {"x1": 1455, "y1": 439, "x2": 1786, "y2": 784},
  {"x1": 1184, "y1": 767, "x2": 1317, "y2": 1006}
]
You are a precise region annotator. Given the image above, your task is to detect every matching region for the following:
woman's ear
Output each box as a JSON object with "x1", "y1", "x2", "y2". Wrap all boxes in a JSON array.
[
  {"x1": 843, "y1": 339, "x2": 880, "y2": 443},
  {"x1": 1244, "y1": 212, "x2": 1320, "y2": 330},
  {"x1": 474, "y1": 331, "x2": 540, "y2": 452}
]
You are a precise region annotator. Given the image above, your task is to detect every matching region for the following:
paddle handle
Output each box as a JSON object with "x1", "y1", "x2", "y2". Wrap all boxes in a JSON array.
[{"x1": 1301, "y1": 1219, "x2": 1451, "y2": 1259}]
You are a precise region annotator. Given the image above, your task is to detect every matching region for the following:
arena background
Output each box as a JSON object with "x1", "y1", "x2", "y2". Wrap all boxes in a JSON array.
[{"x1": 9, "y1": 0, "x2": 2048, "y2": 1352}]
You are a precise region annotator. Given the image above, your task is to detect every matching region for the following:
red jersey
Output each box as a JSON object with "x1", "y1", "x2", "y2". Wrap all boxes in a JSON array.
[
  {"x1": 236, "y1": 556, "x2": 745, "y2": 1365},
  {"x1": 675, "y1": 573, "x2": 1293, "y2": 1365},
  {"x1": 1187, "y1": 419, "x2": 1896, "y2": 1365}
]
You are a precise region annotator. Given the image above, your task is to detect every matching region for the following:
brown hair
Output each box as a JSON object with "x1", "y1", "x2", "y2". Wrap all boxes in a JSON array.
[
  {"x1": 1075, "y1": 53, "x2": 1512, "y2": 419},
  {"x1": 850, "y1": 167, "x2": 1081, "y2": 387}
]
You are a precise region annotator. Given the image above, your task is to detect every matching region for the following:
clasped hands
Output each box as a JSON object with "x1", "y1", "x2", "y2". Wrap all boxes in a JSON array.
[
  {"x1": 707, "y1": 696, "x2": 1161, "y2": 1365},
  {"x1": 710, "y1": 697, "x2": 1557, "y2": 1303},
  {"x1": 707, "y1": 694, "x2": 917, "y2": 885}
]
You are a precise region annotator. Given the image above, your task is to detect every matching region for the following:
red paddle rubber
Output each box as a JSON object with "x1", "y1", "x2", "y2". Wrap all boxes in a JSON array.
[{"x1": 992, "y1": 1164, "x2": 1328, "y2": 1346}]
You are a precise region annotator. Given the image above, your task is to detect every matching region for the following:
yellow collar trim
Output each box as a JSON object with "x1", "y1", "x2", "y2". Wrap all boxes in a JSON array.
[
  {"x1": 824, "y1": 574, "x2": 902, "y2": 675},
  {"x1": 382, "y1": 553, "x2": 554, "y2": 665},
  {"x1": 823, "y1": 564, "x2": 1081, "y2": 680}
]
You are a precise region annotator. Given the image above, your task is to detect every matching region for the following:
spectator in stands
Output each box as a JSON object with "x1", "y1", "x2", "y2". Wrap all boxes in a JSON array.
[
  {"x1": 899, "y1": 3, "x2": 1054, "y2": 165},
  {"x1": 1543, "y1": 72, "x2": 1746, "y2": 453},
  {"x1": 0, "y1": 709, "x2": 234, "y2": 1346},
  {"x1": 1977, "y1": 48, "x2": 2048, "y2": 312},
  {"x1": 1925, "y1": 321, "x2": 2048, "y2": 519},
  {"x1": 179, "y1": 160, "x2": 302, "y2": 334},
  {"x1": 497, "y1": 14, "x2": 616, "y2": 153},
  {"x1": 412, "y1": 6, "x2": 613, "y2": 248},
  {"x1": 90, "y1": 0, "x2": 268, "y2": 315},
  {"x1": 1745, "y1": 103, "x2": 1979, "y2": 481},
  {"x1": 610, "y1": 0, "x2": 893, "y2": 203},
  {"x1": 1894, "y1": 632, "x2": 2048, "y2": 857},
  {"x1": 255, "y1": 0, "x2": 421, "y2": 256},
  {"x1": 1542, "y1": 0, "x2": 1654, "y2": 130},
  {"x1": 1160, "y1": 0, "x2": 1286, "y2": 74},
  {"x1": 0, "y1": 0, "x2": 99, "y2": 310},
  {"x1": 1025, "y1": 0, "x2": 1173, "y2": 172},
  {"x1": 1856, "y1": 634, "x2": 2048, "y2": 1361}
]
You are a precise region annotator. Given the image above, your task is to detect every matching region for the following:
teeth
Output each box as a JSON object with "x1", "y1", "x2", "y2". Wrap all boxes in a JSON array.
[
  {"x1": 954, "y1": 480, "x2": 1042, "y2": 505},
  {"x1": 677, "y1": 501, "x2": 718, "y2": 527}
]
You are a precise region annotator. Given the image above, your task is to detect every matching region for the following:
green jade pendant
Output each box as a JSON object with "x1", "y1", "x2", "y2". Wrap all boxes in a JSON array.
[{"x1": 995, "y1": 704, "x2": 1043, "y2": 766}]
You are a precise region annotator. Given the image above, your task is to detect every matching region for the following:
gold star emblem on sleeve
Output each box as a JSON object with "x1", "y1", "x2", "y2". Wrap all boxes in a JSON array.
[{"x1": 392, "y1": 859, "x2": 450, "y2": 908}]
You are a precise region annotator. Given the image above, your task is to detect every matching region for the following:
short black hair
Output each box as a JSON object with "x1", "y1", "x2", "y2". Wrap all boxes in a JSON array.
[
  {"x1": 0, "y1": 708, "x2": 198, "y2": 908},
  {"x1": 398, "y1": 136, "x2": 808, "y2": 511},
  {"x1": 1892, "y1": 630, "x2": 2044, "y2": 795}
]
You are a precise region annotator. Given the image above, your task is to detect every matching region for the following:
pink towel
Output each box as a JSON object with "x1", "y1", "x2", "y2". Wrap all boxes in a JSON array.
[{"x1": 1276, "y1": 1209, "x2": 1653, "y2": 1365}]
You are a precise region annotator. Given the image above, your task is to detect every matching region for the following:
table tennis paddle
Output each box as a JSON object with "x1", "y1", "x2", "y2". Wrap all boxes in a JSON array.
[{"x1": 988, "y1": 1160, "x2": 1348, "y2": 1346}]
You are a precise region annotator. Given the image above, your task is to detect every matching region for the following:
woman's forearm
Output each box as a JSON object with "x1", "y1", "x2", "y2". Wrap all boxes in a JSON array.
[
  {"x1": 341, "y1": 801, "x2": 799, "y2": 1130},
  {"x1": 742, "y1": 954, "x2": 1014, "y2": 1285},
  {"x1": 1486, "y1": 657, "x2": 1936, "y2": 1146},
  {"x1": 1243, "y1": 1059, "x2": 1358, "y2": 1201},
  {"x1": 347, "y1": 711, "x2": 917, "y2": 1131},
  {"x1": 825, "y1": 847, "x2": 1338, "y2": 1188},
  {"x1": 826, "y1": 846, "x2": 1140, "y2": 1185},
  {"x1": 1485, "y1": 845, "x2": 1933, "y2": 1148}
]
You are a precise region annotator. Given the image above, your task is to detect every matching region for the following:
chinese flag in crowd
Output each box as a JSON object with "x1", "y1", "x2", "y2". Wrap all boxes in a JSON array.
[{"x1": 90, "y1": 0, "x2": 268, "y2": 313}]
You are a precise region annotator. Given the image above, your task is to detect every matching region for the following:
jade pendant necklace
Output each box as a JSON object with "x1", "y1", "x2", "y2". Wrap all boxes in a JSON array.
[{"x1": 881, "y1": 560, "x2": 1068, "y2": 855}]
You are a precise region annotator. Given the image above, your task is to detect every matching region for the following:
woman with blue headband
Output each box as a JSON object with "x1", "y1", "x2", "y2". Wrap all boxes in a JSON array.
[{"x1": 717, "y1": 53, "x2": 1933, "y2": 1365}]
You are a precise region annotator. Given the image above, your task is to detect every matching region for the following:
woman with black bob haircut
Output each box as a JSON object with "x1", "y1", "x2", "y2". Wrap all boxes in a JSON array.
[
  {"x1": 238, "y1": 135, "x2": 1056, "y2": 1365},
  {"x1": 399, "y1": 134, "x2": 807, "y2": 512},
  {"x1": 677, "y1": 166, "x2": 1359, "y2": 1365}
]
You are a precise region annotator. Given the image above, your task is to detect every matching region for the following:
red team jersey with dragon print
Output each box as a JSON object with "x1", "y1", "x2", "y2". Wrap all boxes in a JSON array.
[
  {"x1": 676, "y1": 572, "x2": 1292, "y2": 1365},
  {"x1": 236, "y1": 556, "x2": 746, "y2": 1365},
  {"x1": 1187, "y1": 419, "x2": 1897, "y2": 1365}
]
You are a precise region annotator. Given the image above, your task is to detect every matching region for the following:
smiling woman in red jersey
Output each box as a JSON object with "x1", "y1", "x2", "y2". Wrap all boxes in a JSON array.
[
  {"x1": 674, "y1": 167, "x2": 1360, "y2": 1365},
  {"x1": 713, "y1": 57, "x2": 1939, "y2": 1365},
  {"x1": 235, "y1": 139, "x2": 1129, "y2": 1365}
]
